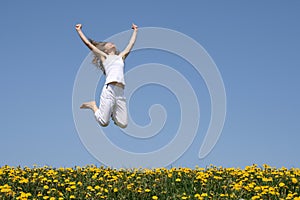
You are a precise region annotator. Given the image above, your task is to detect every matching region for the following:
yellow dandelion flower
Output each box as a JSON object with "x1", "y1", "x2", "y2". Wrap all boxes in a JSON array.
[
  {"x1": 145, "y1": 188, "x2": 151, "y2": 192},
  {"x1": 279, "y1": 182, "x2": 285, "y2": 187},
  {"x1": 43, "y1": 185, "x2": 49, "y2": 190},
  {"x1": 268, "y1": 187, "x2": 276, "y2": 195},
  {"x1": 287, "y1": 193, "x2": 294, "y2": 198},
  {"x1": 254, "y1": 186, "x2": 261, "y2": 192},
  {"x1": 263, "y1": 164, "x2": 271, "y2": 169},
  {"x1": 19, "y1": 192, "x2": 27, "y2": 198},
  {"x1": 87, "y1": 186, "x2": 93, "y2": 190},
  {"x1": 19, "y1": 178, "x2": 29, "y2": 184},
  {"x1": 201, "y1": 193, "x2": 208, "y2": 197},
  {"x1": 94, "y1": 185, "x2": 101, "y2": 190},
  {"x1": 0, "y1": 188, "x2": 12, "y2": 193},
  {"x1": 152, "y1": 196, "x2": 158, "y2": 200},
  {"x1": 69, "y1": 181, "x2": 76, "y2": 185},
  {"x1": 127, "y1": 185, "x2": 132, "y2": 190},
  {"x1": 213, "y1": 176, "x2": 222, "y2": 180},
  {"x1": 233, "y1": 183, "x2": 242, "y2": 190},
  {"x1": 262, "y1": 177, "x2": 273, "y2": 182},
  {"x1": 292, "y1": 178, "x2": 298, "y2": 184},
  {"x1": 251, "y1": 195, "x2": 260, "y2": 200},
  {"x1": 70, "y1": 185, "x2": 76, "y2": 189}
]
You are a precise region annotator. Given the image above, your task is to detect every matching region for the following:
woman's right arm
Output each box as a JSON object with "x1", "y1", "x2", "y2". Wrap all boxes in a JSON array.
[{"x1": 75, "y1": 24, "x2": 107, "y2": 58}]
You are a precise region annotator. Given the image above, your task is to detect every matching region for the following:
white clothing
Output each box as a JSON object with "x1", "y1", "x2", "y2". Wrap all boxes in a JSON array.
[
  {"x1": 94, "y1": 84, "x2": 128, "y2": 128},
  {"x1": 103, "y1": 55, "x2": 125, "y2": 85}
]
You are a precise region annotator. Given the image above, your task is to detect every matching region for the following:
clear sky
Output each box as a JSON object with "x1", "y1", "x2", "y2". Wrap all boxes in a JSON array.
[{"x1": 0, "y1": 1, "x2": 299, "y2": 169}]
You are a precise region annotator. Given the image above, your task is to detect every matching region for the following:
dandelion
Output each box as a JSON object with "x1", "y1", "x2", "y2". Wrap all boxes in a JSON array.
[
  {"x1": 94, "y1": 185, "x2": 101, "y2": 190},
  {"x1": 18, "y1": 192, "x2": 32, "y2": 198},
  {"x1": 213, "y1": 176, "x2": 223, "y2": 180},
  {"x1": 279, "y1": 182, "x2": 285, "y2": 187},
  {"x1": 0, "y1": 184, "x2": 12, "y2": 193},
  {"x1": 19, "y1": 178, "x2": 29, "y2": 184},
  {"x1": 43, "y1": 185, "x2": 49, "y2": 190},
  {"x1": 233, "y1": 183, "x2": 242, "y2": 191},
  {"x1": 262, "y1": 177, "x2": 273, "y2": 182},
  {"x1": 137, "y1": 187, "x2": 143, "y2": 193},
  {"x1": 145, "y1": 188, "x2": 151, "y2": 192},
  {"x1": 127, "y1": 184, "x2": 132, "y2": 190},
  {"x1": 292, "y1": 178, "x2": 298, "y2": 184},
  {"x1": 70, "y1": 185, "x2": 76, "y2": 189},
  {"x1": 268, "y1": 186, "x2": 276, "y2": 195},
  {"x1": 152, "y1": 196, "x2": 158, "y2": 200},
  {"x1": 251, "y1": 195, "x2": 260, "y2": 200},
  {"x1": 87, "y1": 186, "x2": 93, "y2": 190},
  {"x1": 201, "y1": 193, "x2": 208, "y2": 197}
]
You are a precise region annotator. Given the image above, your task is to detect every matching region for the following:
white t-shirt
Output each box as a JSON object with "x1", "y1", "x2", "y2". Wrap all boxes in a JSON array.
[{"x1": 103, "y1": 55, "x2": 125, "y2": 85}]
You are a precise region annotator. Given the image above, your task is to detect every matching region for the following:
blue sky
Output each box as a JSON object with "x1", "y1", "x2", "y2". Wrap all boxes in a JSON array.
[{"x1": 0, "y1": 1, "x2": 299, "y2": 169}]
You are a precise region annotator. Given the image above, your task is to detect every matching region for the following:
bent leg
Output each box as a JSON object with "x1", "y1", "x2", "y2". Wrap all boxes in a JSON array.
[
  {"x1": 112, "y1": 97, "x2": 128, "y2": 128},
  {"x1": 94, "y1": 109, "x2": 110, "y2": 127},
  {"x1": 80, "y1": 100, "x2": 111, "y2": 127},
  {"x1": 95, "y1": 86, "x2": 114, "y2": 127}
]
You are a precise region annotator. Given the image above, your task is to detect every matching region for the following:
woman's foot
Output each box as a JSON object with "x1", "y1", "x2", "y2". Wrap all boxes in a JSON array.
[{"x1": 80, "y1": 101, "x2": 98, "y2": 112}]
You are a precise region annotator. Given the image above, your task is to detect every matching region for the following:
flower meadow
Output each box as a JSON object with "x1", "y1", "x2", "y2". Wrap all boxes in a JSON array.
[{"x1": 0, "y1": 164, "x2": 299, "y2": 200}]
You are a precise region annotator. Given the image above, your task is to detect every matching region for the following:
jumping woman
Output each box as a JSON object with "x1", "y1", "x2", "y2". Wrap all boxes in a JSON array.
[{"x1": 75, "y1": 23, "x2": 138, "y2": 128}]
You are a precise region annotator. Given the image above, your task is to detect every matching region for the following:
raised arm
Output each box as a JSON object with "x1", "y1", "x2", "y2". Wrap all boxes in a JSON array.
[
  {"x1": 119, "y1": 23, "x2": 138, "y2": 60},
  {"x1": 75, "y1": 24, "x2": 107, "y2": 58}
]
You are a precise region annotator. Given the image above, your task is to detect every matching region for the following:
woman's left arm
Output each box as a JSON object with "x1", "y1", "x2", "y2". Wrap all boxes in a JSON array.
[{"x1": 119, "y1": 23, "x2": 138, "y2": 60}]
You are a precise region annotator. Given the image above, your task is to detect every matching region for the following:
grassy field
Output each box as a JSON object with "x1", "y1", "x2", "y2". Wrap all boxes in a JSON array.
[{"x1": 0, "y1": 164, "x2": 299, "y2": 199}]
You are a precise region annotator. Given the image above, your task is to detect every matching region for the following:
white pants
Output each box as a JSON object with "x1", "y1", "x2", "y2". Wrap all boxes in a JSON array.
[{"x1": 94, "y1": 84, "x2": 128, "y2": 128}]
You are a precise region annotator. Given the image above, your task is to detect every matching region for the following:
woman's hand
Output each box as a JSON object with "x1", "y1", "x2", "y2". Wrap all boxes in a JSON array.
[
  {"x1": 75, "y1": 24, "x2": 82, "y2": 31},
  {"x1": 131, "y1": 23, "x2": 138, "y2": 30}
]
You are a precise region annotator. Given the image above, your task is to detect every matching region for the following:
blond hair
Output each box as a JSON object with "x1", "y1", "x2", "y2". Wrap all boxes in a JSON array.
[{"x1": 88, "y1": 39, "x2": 120, "y2": 75}]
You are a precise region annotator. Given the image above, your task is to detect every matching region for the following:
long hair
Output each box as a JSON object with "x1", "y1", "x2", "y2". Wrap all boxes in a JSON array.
[{"x1": 88, "y1": 39, "x2": 120, "y2": 75}]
